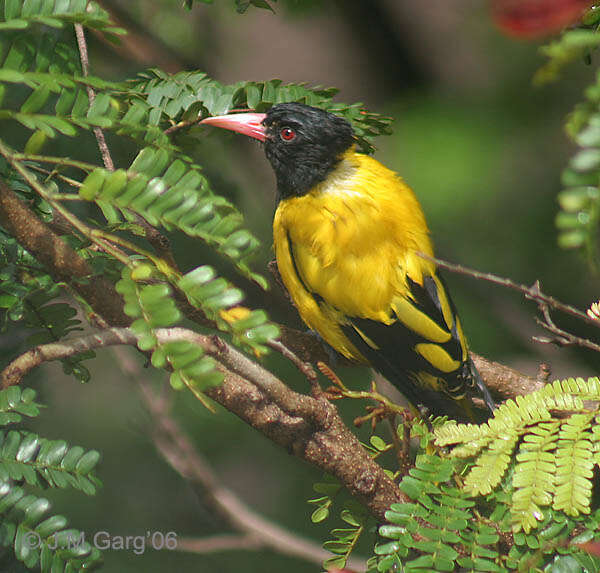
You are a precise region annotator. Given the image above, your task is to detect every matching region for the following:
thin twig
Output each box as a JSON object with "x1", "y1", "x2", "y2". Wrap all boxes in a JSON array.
[
  {"x1": 75, "y1": 24, "x2": 114, "y2": 171},
  {"x1": 268, "y1": 339, "x2": 319, "y2": 384},
  {"x1": 420, "y1": 253, "x2": 599, "y2": 329},
  {"x1": 12, "y1": 153, "x2": 99, "y2": 172},
  {"x1": 74, "y1": 24, "x2": 179, "y2": 270},
  {"x1": 533, "y1": 301, "x2": 600, "y2": 353},
  {"x1": 26, "y1": 164, "x2": 83, "y2": 190}
]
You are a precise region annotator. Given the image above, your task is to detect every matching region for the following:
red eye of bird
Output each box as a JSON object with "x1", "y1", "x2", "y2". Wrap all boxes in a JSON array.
[{"x1": 280, "y1": 127, "x2": 296, "y2": 141}]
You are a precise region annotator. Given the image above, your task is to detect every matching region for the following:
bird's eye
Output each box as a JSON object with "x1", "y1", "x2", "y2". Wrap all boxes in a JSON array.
[{"x1": 280, "y1": 127, "x2": 296, "y2": 141}]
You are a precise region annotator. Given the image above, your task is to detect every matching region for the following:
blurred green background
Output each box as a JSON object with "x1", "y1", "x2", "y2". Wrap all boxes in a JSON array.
[{"x1": 4, "y1": 1, "x2": 599, "y2": 571}]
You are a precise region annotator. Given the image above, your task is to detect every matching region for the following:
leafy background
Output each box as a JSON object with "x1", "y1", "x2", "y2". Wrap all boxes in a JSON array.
[{"x1": 1, "y1": 1, "x2": 598, "y2": 571}]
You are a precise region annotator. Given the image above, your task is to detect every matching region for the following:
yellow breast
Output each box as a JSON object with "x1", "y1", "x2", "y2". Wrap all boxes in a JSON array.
[{"x1": 272, "y1": 149, "x2": 436, "y2": 361}]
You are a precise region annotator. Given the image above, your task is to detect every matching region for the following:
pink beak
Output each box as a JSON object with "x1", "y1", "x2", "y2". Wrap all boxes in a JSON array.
[{"x1": 200, "y1": 112, "x2": 267, "y2": 142}]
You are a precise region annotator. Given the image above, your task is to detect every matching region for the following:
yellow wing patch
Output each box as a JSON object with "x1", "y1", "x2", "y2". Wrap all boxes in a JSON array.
[
  {"x1": 414, "y1": 343, "x2": 461, "y2": 374},
  {"x1": 391, "y1": 297, "x2": 452, "y2": 344}
]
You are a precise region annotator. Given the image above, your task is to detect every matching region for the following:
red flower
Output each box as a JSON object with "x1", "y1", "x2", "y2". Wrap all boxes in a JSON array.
[{"x1": 492, "y1": 0, "x2": 595, "y2": 38}]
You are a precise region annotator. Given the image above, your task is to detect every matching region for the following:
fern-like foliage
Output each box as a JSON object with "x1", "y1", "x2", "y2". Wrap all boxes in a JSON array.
[
  {"x1": 128, "y1": 69, "x2": 393, "y2": 154},
  {"x1": 322, "y1": 507, "x2": 367, "y2": 572},
  {"x1": 0, "y1": 386, "x2": 103, "y2": 572},
  {"x1": 535, "y1": 4, "x2": 600, "y2": 81},
  {"x1": 116, "y1": 266, "x2": 222, "y2": 393},
  {"x1": 0, "y1": 222, "x2": 94, "y2": 384},
  {"x1": 436, "y1": 377, "x2": 600, "y2": 533},
  {"x1": 177, "y1": 265, "x2": 279, "y2": 351},
  {"x1": 79, "y1": 147, "x2": 266, "y2": 286},
  {"x1": 533, "y1": 7, "x2": 600, "y2": 271},
  {"x1": 370, "y1": 405, "x2": 600, "y2": 572},
  {"x1": 556, "y1": 74, "x2": 600, "y2": 270},
  {"x1": 0, "y1": 386, "x2": 39, "y2": 425},
  {"x1": 308, "y1": 475, "x2": 371, "y2": 572},
  {"x1": 116, "y1": 258, "x2": 279, "y2": 395},
  {"x1": 373, "y1": 454, "x2": 493, "y2": 573},
  {"x1": 0, "y1": 0, "x2": 120, "y2": 33},
  {"x1": 302, "y1": 378, "x2": 600, "y2": 572}
]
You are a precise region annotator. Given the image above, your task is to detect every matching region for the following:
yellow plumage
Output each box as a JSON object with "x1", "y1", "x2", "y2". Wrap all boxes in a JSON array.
[
  {"x1": 201, "y1": 102, "x2": 493, "y2": 421},
  {"x1": 273, "y1": 149, "x2": 457, "y2": 360}
]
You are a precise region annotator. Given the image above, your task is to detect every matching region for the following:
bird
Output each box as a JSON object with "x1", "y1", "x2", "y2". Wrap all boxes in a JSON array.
[{"x1": 201, "y1": 102, "x2": 495, "y2": 422}]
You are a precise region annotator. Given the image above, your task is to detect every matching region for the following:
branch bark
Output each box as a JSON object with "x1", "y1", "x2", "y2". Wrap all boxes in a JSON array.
[
  {"x1": 0, "y1": 327, "x2": 407, "y2": 522},
  {"x1": 75, "y1": 24, "x2": 115, "y2": 172},
  {"x1": 0, "y1": 178, "x2": 129, "y2": 327}
]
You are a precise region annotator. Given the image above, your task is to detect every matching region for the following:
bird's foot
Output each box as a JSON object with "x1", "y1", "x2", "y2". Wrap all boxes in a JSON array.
[
  {"x1": 317, "y1": 361, "x2": 349, "y2": 399},
  {"x1": 353, "y1": 405, "x2": 390, "y2": 431}
]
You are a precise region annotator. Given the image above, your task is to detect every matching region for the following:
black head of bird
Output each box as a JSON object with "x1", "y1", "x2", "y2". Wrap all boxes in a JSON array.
[
  {"x1": 201, "y1": 103, "x2": 495, "y2": 422},
  {"x1": 202, "y1": 103, "x2": 354, "y2": 199}
]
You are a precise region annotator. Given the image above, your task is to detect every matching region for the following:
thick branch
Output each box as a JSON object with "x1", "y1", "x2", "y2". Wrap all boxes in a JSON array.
[
  {"x1": 471, "y1": 354, "x2": 542, "y2": 400},
  {"x1": 1, "y1": 328, "x2": 407, "y2": 522},
  {"x1": 0, "y1": 178, "x2": 129, "y2": 327}
]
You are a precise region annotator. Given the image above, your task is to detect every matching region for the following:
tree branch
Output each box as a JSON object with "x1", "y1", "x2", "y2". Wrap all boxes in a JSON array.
[
  {"x1": 0, "y1": 177, "x2": 129, "y2": 327},
  {"x1": 533, "y1": 300, "x2": 600, "y2": 354},
  {"x1": 0, "y1": 327, "x2": 407, "y2": 522},
  {"x1": 421, "y1": 253, "x2": 600, "y2": 329}
]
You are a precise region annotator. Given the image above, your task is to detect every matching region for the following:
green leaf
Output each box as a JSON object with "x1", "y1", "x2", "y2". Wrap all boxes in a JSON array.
[
  {"x1": 24, "y1": 129, "x2": 47, "y2": 154},
  {"x1": 35, "y1": 515, "x2": 68, "y2": 538},
  {"x1": 370, "y1": 435, "x2": 388, "y2": 451},
  {"x1": 74, "y1": 450, "x2": 100, "y2": 474},
  {"x1": 20, "y1": 86, "x2": 50, "y2": 114},
  {"x1": 311, "y1": 505, "x2": 329, "y2": 523}
]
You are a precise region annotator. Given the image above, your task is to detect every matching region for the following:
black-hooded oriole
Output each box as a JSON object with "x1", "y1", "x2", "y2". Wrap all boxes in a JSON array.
[{"x1": 201, "y1": 103, "x2": 494, "y2": 422}]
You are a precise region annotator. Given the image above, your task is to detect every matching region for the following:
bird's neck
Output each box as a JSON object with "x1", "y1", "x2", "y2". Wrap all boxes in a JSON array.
[{"x1": 272, "y1": 147, "x2": 356, "y2": 202}]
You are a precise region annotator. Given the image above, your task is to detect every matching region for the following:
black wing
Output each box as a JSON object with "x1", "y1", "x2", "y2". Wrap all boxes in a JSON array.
[{"x1": 340, "y1": 273, "x2": 494, "y2": 422}]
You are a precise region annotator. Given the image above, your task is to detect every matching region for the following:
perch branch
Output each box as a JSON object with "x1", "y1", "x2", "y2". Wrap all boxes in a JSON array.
[{"x1": 0, "y1": 327, "x2": 407, "y2": 522}]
